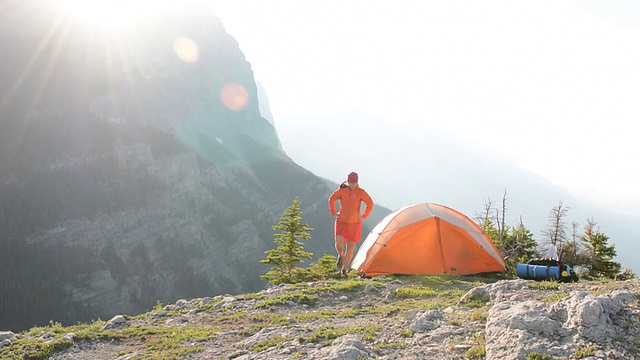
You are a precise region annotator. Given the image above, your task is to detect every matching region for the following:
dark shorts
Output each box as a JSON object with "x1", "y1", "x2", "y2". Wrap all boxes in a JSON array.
[{"x1": 335, "y1": 220, "x2": 362, "y2": 242}]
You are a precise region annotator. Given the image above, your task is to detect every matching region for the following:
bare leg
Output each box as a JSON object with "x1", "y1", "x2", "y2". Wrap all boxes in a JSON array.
[
  {"x1": 335, "y1": 235, "x2": 345, "y2": 267},
  {"x1": 343, "y1": 241, "x2": 356, "y2": 271}
]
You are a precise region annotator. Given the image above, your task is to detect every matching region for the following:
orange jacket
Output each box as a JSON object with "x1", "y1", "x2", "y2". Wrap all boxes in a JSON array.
[{"x1": 328, "y1": 182, "x2": 374, "y2": 223}]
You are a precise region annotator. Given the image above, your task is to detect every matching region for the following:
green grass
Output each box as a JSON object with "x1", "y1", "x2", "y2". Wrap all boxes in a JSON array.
[
  {"x1": 527, "y1": 352, "x2": 555, "y2": 360},
  {"x1": 468, "y1": 308, "x2": 489, "y2": 322},
  {"x1": 395, "y1": 285, "x2": 439, "y2": 298},
  {"x1": 195, "y1": 298, "x2": 224, "y2": 313},
  {"x1": 255, "y1": 292, "x2": 317, "y2": 309},
  {"x1": 0, "y1": 320, "x2": 219, "y2": 360},
  {"x1": 237, "y1": 293, "x2": 269, "y2": 300},
  {"x1": 391, "y1": 274, "x2": 488, "y2": 288},
  {"x1": 465, "y1": 333, "x2": 486, "y2": 359},
  {"x1": 216, "y1": 309, "x2": 247, "y2": 322},
  {"x1": 1, "y1": 320, "x2": 118, "y2": 360},
  {"x1": 465, "y1": 345, "x2": 486, "y2": 359},
  {"x1": 573, "y1": 345, "x2": 597, "y2": 359},
  {"x1": 300, "y1": 324, "x2": 383, "y2": 343},
  {"x1": 0, "y1": 274, "x2": 504, "y2": 360},
  {"x1": 120, "y1": 325, "x2": 219, "y2": 359},
  {"x1": 2, "y1": 338, "x2": 72, "y2": 360},
  {"x1": 284, "y1": 278, "x2": 387, "y2": 294},
  {"x1": 399, "y1": 328, "x2": 414, "y2": 338},
  {"x1": 542, "y1": 292, "x2": 570, "y2": 302},
  {"x1": 461, "y1": 296, "x2": 488, "y2": 308},
  {"x1": 527, "y1": 281, "x2": 561, "y2": 290},
  {"x1": 294, "y1": 310, "x2": 337, "y2": 322},
  {"x1": 251, "y1": 335, "x2": 294, "y2": 352}
]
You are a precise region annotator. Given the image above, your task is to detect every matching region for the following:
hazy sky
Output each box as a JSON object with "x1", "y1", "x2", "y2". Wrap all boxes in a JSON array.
[
  {"x1": 208, "y1": 1, "x2": 640, "y2": 217},
  {"x1": 53, "y1": 0, "x2": 640, "y2": 217}
]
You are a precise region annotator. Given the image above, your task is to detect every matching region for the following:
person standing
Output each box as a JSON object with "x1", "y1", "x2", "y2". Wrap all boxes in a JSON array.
[{"x1": 328, "y1": 172, "x2": 374, "y2": 277}]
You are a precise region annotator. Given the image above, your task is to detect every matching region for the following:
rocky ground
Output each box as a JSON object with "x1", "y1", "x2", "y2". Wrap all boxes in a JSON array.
[{"x1": 1, "y1": 275, "x2": 639, "y2": 360}]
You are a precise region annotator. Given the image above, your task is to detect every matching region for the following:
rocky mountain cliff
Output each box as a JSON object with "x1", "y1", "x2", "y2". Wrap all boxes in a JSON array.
[
  {"x1": 1, "y1": 277, "x2": 638, "y2": 359},
  {"x1": 0, "y1": 2, "x2": 387, "y2": 331}
]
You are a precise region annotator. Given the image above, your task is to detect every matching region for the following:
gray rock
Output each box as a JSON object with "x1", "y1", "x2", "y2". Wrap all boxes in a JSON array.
[
  {"x1": 152, "y1": 310, "x2": 168, "y2": 318},
  {"x1": 402, "y1": 309, "x2": 420, "y2": 321},
  {"x1": 213, "y1": 296, "x2": 237, "y2": 310},
  {"x1": 103, "y1": 315, "x2": 127, "y2": 330},
  {"x1": 0, "y1": 332, "x2": 15, "y2": 342},
  {"x1": 458, "y1": 286, "x2": 490, "y2": 305},
  {"x1": 485, "y1": 286, "x2": 640, "y2": 360},
  {"x1": 325, "y1": 335, "x2": 370, "y2": 360},
  {"x1": 409, "y1": 309, "x2": 443, "y2": 333},
  {"x1": 174, "y1": 299, "x2": 189, "y2": 309}
]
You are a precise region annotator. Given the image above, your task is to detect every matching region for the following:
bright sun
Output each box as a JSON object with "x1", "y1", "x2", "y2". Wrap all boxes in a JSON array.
[{"x1": 58, "y1": 0, "x2": 210, "y2": 30}]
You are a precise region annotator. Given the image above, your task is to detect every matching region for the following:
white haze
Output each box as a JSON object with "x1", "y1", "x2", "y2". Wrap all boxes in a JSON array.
[{"x1": 208, "y1": 1, "x2": 640, "y2": 272}]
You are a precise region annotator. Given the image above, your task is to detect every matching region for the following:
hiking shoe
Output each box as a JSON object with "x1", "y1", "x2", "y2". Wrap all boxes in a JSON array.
[
  {"x1": 336, "y1": 256, "x2": 342, "y2": 270},
  {"x1": 340, "y1": 269, "x2": 348, "y2": 278}
]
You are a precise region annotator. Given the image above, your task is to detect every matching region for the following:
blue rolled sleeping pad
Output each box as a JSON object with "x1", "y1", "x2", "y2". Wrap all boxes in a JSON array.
[{"x1": 516, "y1": 263, "x2": 560, "y2": 280}]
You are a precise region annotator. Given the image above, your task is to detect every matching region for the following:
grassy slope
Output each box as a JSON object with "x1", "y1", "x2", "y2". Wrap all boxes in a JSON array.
[{"x1": 1, "y1": 274, "x2": 635, "y2": 360}]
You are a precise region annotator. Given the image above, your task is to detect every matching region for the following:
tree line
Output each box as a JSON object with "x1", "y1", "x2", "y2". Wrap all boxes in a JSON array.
[{"x1": 476, "y1": 191, "x2": 634, "y2": 280}]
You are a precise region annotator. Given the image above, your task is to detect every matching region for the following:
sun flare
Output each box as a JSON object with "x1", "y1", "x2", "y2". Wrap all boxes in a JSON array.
[
  {"x1": 57, "y1": 0, "x2": 212, "y2": 30},
  {"x1": 59, "y1": 0, "x2": 151, "y2": 28}
]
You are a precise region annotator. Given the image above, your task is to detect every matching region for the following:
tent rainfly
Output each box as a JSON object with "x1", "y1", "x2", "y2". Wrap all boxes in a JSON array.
[{"x1": 350, "y1": 203, "x2": 507, "y2": 277}]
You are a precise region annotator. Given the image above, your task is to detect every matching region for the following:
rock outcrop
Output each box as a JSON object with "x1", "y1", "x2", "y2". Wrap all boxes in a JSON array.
[{"x1": 483, "y1": 280, "x2": 639, "y2": 359}]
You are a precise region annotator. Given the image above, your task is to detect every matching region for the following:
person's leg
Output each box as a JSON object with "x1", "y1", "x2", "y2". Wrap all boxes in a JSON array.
[
  {"x1": 343, "y1": 240, "x2": 356, "y2": 272},
  {"x1": 335, "y1": 234, "x2": 345, "y2": 269},
  {"x1": 342, "y1": 223, "x2": 361, "y2": 274}
]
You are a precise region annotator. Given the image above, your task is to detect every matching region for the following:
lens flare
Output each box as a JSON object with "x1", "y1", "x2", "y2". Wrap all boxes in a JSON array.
[
  {"x1": 173, "y1": 37, "x2": 199, "y2": 63},
  {"x1": 59, "y1": 0, "x2": 150, "y2": 29},
  {"x1": 220, "y1": 83, "x2": 249, "y2": 111}
]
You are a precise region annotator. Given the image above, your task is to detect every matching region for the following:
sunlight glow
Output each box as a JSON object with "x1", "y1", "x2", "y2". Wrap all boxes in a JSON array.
[
  {"x1": 59, "y1": 0, "x2": 154, "y2": 29},
  {"x1": 173, "y1": 37, "x2": 200, "y2": 63},
  {"x1": 57, "y1": 0, "x2": 213, "y2": 30}
]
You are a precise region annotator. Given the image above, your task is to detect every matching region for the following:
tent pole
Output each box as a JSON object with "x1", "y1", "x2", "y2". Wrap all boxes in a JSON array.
[{"x1": 435, "y1": 217, "x2": 447, "y2": 273}]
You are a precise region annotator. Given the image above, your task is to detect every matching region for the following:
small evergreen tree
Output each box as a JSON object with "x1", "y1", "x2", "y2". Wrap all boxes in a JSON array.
[
  {"x1": 503, "y1": 220, "x2": 538, "y2": 263},
  {"x1": 579, "y1": 219, "x2": 621, "y2": 279},
  {"x1": 480, "y1": 218, "x2": 500, "y2": 246},
  {"x1": 260, "y1": 197, "x2": 314, "y2": 284},
  {"x1": 559, "y1": 241, "x2": 590, "y2": 268},
  {"x1": 294, "y1": 254, "x2": 339, "y2": 282},
  {"x1": 488, "y1": 218, "x2": 538, "y2": 277}
]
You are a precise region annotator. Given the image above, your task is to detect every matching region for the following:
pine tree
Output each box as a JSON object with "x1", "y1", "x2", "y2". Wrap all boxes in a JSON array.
[
  {"x1": 503, "y1": 219, "x2": 538, "y2": 263},
  {"x1": 490, "y1": 218, "x2": 538, "y2": 276},
  {"x1": 260, "y1": 197, "x2": 314, "y2": 284},
  {"x1": 580, "y1": 219, "x2": 621, "y2": 279},
  {"x1": 480, "y1": 218, "x2": 500, "y2": 246}
]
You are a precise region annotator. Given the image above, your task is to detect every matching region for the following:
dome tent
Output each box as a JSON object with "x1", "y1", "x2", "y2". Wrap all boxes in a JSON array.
[{"x1": 351, "y1": 203, "x2": 507, "y2": 277}]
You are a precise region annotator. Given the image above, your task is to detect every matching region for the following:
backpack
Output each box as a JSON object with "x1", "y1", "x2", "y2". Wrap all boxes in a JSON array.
[{"x1": 516, "y1": 258, "x2": 579, "y2": 282}]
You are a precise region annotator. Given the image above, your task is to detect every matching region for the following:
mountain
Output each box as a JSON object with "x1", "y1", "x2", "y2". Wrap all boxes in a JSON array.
[{"x1": 0, "y1": 3, "x2": 388, "y2": 331}]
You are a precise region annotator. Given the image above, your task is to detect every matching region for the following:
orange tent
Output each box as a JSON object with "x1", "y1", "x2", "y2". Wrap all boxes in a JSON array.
[{"x1": 351, "y1": 203, "x2": 506, "y2": 276}]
